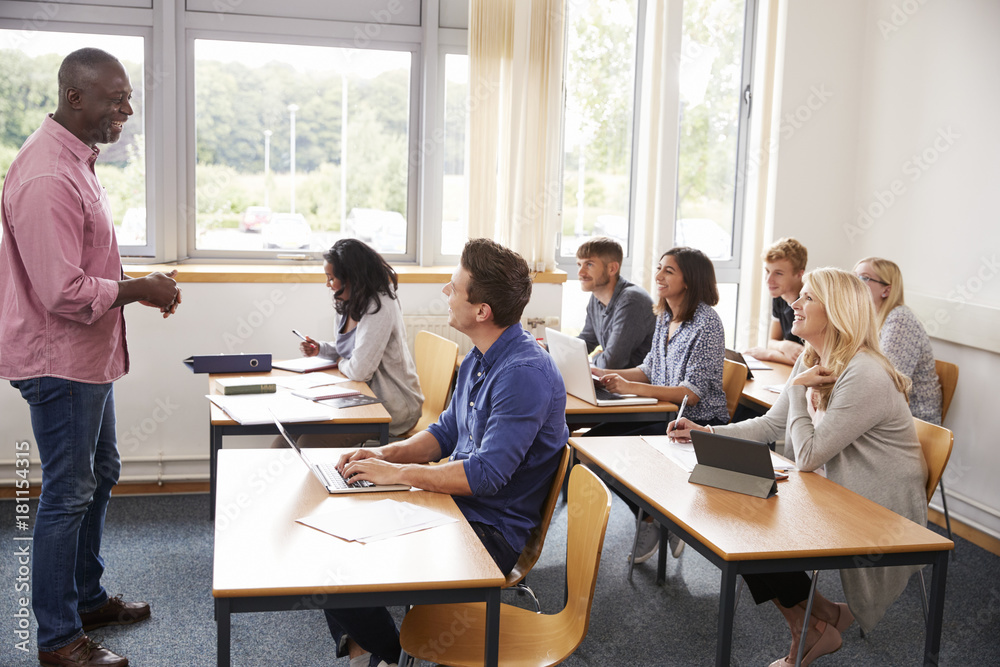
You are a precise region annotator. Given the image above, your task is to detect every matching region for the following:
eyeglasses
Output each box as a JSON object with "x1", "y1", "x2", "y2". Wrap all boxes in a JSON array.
[{"x1": 856, "y1": 275, "x2": 889, "y2": 286}]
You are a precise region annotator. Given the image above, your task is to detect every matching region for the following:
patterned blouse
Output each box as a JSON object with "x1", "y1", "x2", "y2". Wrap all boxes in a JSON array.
[
  {"x1": 638, "y1": 301, "x2": 729, "y2": 424},
  {"x1": 881, "y1": 305, "x2": 942, "y2": 424}
]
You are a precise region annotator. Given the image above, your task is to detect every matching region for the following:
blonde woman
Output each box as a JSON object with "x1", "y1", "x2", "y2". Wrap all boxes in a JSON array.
[
  {"x1": 854, "y1": 257, "x2": 942, "y2": 424},
  {"x1": 670, "y1": 268, "x2": 927, "y2": 666}
]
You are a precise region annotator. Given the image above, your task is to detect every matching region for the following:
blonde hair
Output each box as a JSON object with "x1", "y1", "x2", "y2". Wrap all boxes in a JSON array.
[
  {"x1": 854, "y1": 257, "x2": 904, "y2": 330},
  {"x1": 800, "y1": 267, "x2": 910, "y2": 410},
  {"x1": 763, "y1": 237, "x2": 808, "y2": 273}
]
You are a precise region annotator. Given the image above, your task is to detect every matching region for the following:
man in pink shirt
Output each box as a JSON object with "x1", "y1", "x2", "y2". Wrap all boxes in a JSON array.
[{"x1": 0, "y1": 48, "x2": 180, "y2": 667}]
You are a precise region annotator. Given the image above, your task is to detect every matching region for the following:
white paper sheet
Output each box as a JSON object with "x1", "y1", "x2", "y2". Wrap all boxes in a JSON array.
[{"x1": 297, "y1": 499, "x2": 457, "y2": 543}]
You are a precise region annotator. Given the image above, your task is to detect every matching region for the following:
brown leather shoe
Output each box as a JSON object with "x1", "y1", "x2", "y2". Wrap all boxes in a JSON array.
[
  {"x1": 38, "y1": 635, "x2": 128, "y2": 667},
  {"x1": 79, "y1": 595, "x2": 150, "y2": 631}
]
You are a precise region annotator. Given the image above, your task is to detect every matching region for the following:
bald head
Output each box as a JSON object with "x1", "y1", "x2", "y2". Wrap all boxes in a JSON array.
[
  {"x1": 58, "y1": 48, "x2": 120, "y2": 102},
  {"x1": 52, "y1": 48, "x2": 133, "y2": 148}
]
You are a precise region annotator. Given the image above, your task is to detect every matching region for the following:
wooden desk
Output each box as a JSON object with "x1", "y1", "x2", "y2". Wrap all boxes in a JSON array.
[
  {"x1": 213, "y1": 449, "x2": 505, "y2": 666},
  {"x1": 207, "y1": 369, "x2": 392, "y2": 519},
  {"x1": 570, "y1": 436, "x2": 953, "y2": 666},
  {"x1": 564, "y1": 394, "x2": 679, "y2": 428},
  {"x1": 739, "y1": 361, "x2": 792, "y2": 411}
]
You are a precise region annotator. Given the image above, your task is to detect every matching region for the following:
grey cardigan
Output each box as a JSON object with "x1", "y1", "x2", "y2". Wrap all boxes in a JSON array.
[
  {"x1": 318, "y1": 292, "x2": 423, "y2": 436},
  {"x1": 715, "y1": 352, "x2": 927, "y2": 632}
]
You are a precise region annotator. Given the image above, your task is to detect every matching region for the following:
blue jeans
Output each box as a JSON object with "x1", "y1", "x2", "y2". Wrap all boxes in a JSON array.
[
  {"x1": 324, "y1": 521, "x2": 518, "y2": 666},
  {"x1": 11, "y1": 378, "x2": 120, "y2": 652}
]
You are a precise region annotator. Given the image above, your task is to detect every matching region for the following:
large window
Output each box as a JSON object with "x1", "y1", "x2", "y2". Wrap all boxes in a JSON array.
[
  {"x1": 193, "y1": 39, "x2": 413, "y2": 257},
  {"x1": 0, "y1": 30, "x2": 146, "y2": 249},
  {"x1": 674, "y1": 0, "x2": 754, "y2": 263},
  {"x1": 559, "y1": 0, "x2": 639, "y2": 259},
  {"x1": 440, "y1": 52, "x2": 469, "y2": 257}
]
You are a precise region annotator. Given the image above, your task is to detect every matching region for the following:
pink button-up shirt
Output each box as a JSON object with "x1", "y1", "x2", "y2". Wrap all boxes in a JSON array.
[{"x1": 0, "y1": 115, "x2": 129, "y2": 384}]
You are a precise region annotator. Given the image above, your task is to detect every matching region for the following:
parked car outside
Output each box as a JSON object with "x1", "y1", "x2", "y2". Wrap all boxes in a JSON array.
[
  {"x1": 262, "y1": 213, "x2": 312, "y2": 250},
  {"x1": 239, "y1": 206, "x2": 272, "y2": 233},
  {"x1": 343, "y1": 208, "x2": 406, "y2": 254}
]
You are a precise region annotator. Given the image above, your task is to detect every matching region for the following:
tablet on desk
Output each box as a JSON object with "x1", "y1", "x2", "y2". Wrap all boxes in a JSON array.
[{"x1": 689, "y1": 430, "x2": 778, "y2": 499}]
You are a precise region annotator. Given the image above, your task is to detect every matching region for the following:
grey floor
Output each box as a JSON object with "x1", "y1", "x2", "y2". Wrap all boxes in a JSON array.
[{"x1": 2, "y1": 491, "x2": 998, "y2": 666}]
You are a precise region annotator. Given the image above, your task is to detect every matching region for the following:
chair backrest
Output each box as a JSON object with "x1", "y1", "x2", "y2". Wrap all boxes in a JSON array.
[
  {"x1": 914, "y1": 417, "x2": 954, "y2": 504},
  {"x1": 563, "y1": 464, "x2": 613, "y2": 628},
  {"x1": 934, "y1": 359, "x2": 959, "y2": 423},
  {"x1": 722, "y1": 359, "x2": 749, "y2": 419},
  {"x1": 411, "y1": 330, "x2": 460, "y2": 434},
  {"x1": 505, "y1": 445, "x2": 572, "y2": 588}
]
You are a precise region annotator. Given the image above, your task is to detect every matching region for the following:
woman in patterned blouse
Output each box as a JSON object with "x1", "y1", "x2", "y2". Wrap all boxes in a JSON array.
[
  {"x1": 590, "y1": 246, "x2": 730, "y2": 563},
  {"x1": 593, "y1": 246, "x2": 730, "y2": 426},
  {"x1": 854, "y1": 257, "x2": 942, "y2": 424}
]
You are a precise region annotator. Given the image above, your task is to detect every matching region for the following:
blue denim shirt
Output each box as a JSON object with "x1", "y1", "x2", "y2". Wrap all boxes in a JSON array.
[{"x1": 427, "y1": 324, "x2": 569, "y2": 554}]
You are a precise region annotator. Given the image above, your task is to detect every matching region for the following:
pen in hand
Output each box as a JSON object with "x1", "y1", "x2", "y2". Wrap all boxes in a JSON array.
[
  {"x1": 293, "y1": 329, "x2": 319, "y2": 356},
  {"x1": 667, "y1": 394, "x2": 689, "y2": 440}
]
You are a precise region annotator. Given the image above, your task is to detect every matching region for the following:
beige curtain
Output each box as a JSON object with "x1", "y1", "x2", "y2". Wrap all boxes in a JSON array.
[
  {"x1": 630, "y1": 0, "x2": 682, "y2": 292},
  {"x1": 468, "y1": 0, "x2": 564, "y2": 271}
]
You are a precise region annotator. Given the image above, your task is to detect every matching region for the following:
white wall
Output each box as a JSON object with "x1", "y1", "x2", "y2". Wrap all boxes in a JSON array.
[
  {"x1": 0, "y1": 280, "x2": 563, "y2": 484},
  {"x1": 770, "y1": 0, "x2": 1000, "y2": 538}
]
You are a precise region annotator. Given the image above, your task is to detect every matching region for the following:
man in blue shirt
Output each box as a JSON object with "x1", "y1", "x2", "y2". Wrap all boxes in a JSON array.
[{"x1": 326, "y1": 238, "x2": 569, "y2": 667}]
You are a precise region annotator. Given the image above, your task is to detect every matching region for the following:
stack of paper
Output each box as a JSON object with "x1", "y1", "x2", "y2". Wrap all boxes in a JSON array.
[
  {"x1": 297, "y1": 499, "x2": 456, "y2": 543},
  {"x1": 292, "y1": 385, "x2": 361, "y2": 401},
  {"x1": 206, "y1": 391, "x2": 337, "y2": 425},
  {"x1": 640, "y1": 435, "x2": 796, "y2": 473}
]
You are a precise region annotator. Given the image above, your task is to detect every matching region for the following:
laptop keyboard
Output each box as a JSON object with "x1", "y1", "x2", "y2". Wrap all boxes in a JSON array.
[
  {"x1": 316, "y1": 461, "x2": 374, "y2": 489},
  {"x1": 593, "y1": 382, "x2": 627, "y2": 402}
]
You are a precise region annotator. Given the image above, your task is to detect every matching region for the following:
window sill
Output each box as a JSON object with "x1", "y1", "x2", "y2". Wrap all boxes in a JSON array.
[{"x1": 122, "y1": 263, "x2": 568, "y2": 284}]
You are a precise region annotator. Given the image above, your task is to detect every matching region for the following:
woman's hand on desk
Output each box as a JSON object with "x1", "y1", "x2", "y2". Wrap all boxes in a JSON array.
[
  {"x1": 599, "y1": 373, "x2": 634, "y2": 394},
  {"x1": 666, "y1": 417, "x2": 712, "y2": 443}
]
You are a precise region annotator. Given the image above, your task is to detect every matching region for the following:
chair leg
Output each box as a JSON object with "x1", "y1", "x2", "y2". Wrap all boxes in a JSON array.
[
  {"x1": 504, "y1": 582, "x2": 541, "y2": 613},
  {"x1": 938, "y1": 479, "x2": 954, "y2": 548},
  {"x1": 734, "y1": 577, "x2": 744, "y2": 613},
  {"x1": 795, "y1": 571, "x2": 820, "y2": 667},
  {"x1": 918, "y1": 568, "x2": 929, "y2": 622},
  {"x1": 628, "y1": 508, "x2": 645, "y2": 582}
]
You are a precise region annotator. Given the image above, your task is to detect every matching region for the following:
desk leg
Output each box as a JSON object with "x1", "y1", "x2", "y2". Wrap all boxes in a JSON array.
[
  {"x1": 656, "y1": 524, "x2": 668, "y2": 585},
  {"x1": 484, "y1": 588, "x2": 500, "y2": 667},
  {"x1": 210, "y1": 425, "x2": 221, "y2": 520},
  {"x1": 216, "y1": 598, "x2": 231, "y2": 667},
  {"x1": 379, "y1": 424, "x2": 389, "y2": 446},
  {"x1": 924, "y1": 550, "x2": 949, "y2": 666},
  {"x1": 716, "y1": 565, "x2": 737, "y2": 666}
]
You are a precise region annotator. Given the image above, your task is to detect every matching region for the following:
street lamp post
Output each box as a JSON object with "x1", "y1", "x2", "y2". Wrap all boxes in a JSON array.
[
  {"x1": 288, "y1": 103, "x2": 299, "y2": 214},
  {"x1": 263, "y1": 129, "x2": 272, "y2": 208}
]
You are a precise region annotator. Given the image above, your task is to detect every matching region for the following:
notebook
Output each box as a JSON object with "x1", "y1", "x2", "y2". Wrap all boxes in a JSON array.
[
  {"x1": 272, "y1": 356, "x2": 339, "y2": 373},
  {"x1": 272, "y1": 413, "x2": 410, "y2": 494},
  {"x1": 544, "y1": 327, "x2": 657, "y2": 407}
]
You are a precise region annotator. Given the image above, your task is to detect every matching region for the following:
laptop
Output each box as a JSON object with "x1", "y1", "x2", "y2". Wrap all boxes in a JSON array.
[
  {"x1": 272, "y1": 413, "x2": 410, "y2": 494},
  {"x1": 725, "y1": 349, "x2": 755, "y2": 380},
  {"x1": 544, "y1": 327, "x2": 658, "y2": 407}
]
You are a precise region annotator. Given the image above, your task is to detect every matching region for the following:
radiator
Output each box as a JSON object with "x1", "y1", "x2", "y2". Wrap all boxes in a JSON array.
[{"x1": 402, "y1": 315, "x2": 560, "y2": 358}]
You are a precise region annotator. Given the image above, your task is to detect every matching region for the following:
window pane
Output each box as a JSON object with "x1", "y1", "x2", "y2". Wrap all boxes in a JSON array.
[
  {"x1": 193, "y1": 40, "x2": 411, "y2": 255},
  {"x1": 441, "y1": 53, "x2": 469, "y2": 256},
  {"x1": 674, "y1": 0, "x2": 749, "y2": 261},
  {"x1": 560, "y1": 0, "x2": 638, "y2": 257},
  {"x1": 0, "y1": 31, "x2": 146, "y2": 246}
]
